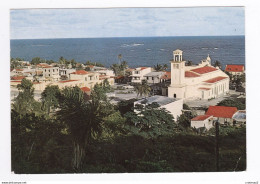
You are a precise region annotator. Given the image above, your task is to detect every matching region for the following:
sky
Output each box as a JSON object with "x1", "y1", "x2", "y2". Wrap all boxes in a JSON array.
[{"x1": 10, "y1": 7, "x2": 245, "y2": 39}]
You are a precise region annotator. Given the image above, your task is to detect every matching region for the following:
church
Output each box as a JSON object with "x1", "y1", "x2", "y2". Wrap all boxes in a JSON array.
[{"x1": 168, "y1": 49, "x2": 229, "y2": 100}]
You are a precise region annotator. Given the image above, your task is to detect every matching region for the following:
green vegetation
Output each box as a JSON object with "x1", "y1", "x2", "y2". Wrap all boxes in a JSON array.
[
  {"x1": 85, "y1": 60, "x2": 104, "y2": 67},
  {"x1": 134, "y1": 80, "x2": 151, "y2": 97},
  {"x1": 153, "y1": 63, "x2": 168, "y2": 71},
  {"x1": 217, "y1": 98, "x2": 245, "y2": 110},
  {"x1": 110, "y1": 60, "x2": 128, "y2": 76},
  {"x1": 11, "y1": 79, "x2": 246, "y2": 173}
]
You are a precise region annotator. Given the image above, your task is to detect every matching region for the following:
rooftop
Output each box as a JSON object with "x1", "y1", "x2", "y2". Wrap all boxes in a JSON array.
[
  {"x1": 71, "y1": 70, "x2": 88, "y2": 75},
  {"x1": 161, "y1": 71, "x2": 171, "y2": 80},
  {"x1": 204, "y1": 76, "x2": 227, "y2": 83},
  {"x1": 191, "y1": 115, "x2": 212, "y2": 121},
  {"x1": 59, "y1": 80, "x2": 78, "y2": 83},
  {"x1": 135, "y1": 95, "x2": 180, "y2": 106},
  {"x1": 232, "y1": 110, "x2": 246, "y2": 121},
  {"x1": 190, "y1": 66, "x2": 218, "y2": 74},
  {"x1": 80, "y1": 87, "x2": 91, "y2": 92},
  {"x1": 144, "y1": 71, "x2": 165, "y2": 77},
  {"x1": 225, "y1": 64, "x2": 245, "y2": 72},
  {"x1": 185, "y1": 71, "x2": 200, "y2": 77},
  {"x1": 206, "y1": 106, "x2": 238, "y2": 118}
]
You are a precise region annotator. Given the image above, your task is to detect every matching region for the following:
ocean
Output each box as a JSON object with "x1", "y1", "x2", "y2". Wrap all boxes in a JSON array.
[{"x1": 10, "y1": 36, "x2": 245, "y2": 68}]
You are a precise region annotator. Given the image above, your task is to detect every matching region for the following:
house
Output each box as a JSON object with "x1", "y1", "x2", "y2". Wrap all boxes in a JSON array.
[
  {"x1": 59, "y1": 68, "x2": 76, "y2": 79},
  {"x1": 191, "y1": 115, "x2": 214, "y2": 130},
  {"x1": 134, "y1": 95, "x2": 183, "y2": 120},
  {"x1": 69, "y1": 70, "x2": 99, "y2": 88},
  {"x1": 225, "y1": 64, "x2": 245, "y2": 76},
  {"x1": 168, "y1": 49, "x2": 229, "y2": 100},
  {"x1": 205, "y1": 106, "x2": 238, "y2": 125},
  {"x1": 131, "y1": 67, "x2": 152, "y2": 83},
  {"x1": 232, "y1": 110, "x2": 246, "y2": 126},
  {"x1": 144, "y1": 71, "x2": 166, "y2": 84},
  {"x1": 41, "y1": 66, "x2": 60, "y2": 81}
]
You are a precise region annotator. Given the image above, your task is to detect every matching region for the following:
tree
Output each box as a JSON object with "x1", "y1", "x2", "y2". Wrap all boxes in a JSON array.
[
  {"x1": 153, "y1": 64, "x2": 163, "y2": 71},
  {"x1": 124, "y1": 102, "x2": 176, "y2": 139},
  {"x1": 31, "y1": 57, "x2": 43, "y2": 65},
  {"x1": 134, "y1": 81, "x2": 151, "y2": 98},
  {"x1": 41, "y1": 85, "x2": 61, "y2": 115},
  {"x1": 12, "y1": 78, "x2": 42, "y2": 115},
  {"x1": 217, "y1": 99, "x2": 245, "y2": 110},
  {"x1": 163, "y1": 64, "x2": 168, "y2": 71},
  {"x1": 214, "y1": 60, "x2": 222, "y2": 69},
  {"x1": 102, "y1": 78, "x2": 111, "y2": 93},
  {"x1": 57, "y1": 85, "x2": 113, "y2": 171},
  {"x1": 186, "y1": 61, "x2": 193, "y2": 66},
  {"x1": 118, "y1": 54, "x2": 122, "y2": 64}
]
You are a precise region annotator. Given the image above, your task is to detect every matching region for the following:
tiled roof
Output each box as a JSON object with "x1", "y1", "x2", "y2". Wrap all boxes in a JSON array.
[
  {"x1": 140, "y1": 67, "x2": 147, "y2": 70},
  {"x1": 190, "y1": 66, "x2": 217, "y2": 74},
  {"x1": 204, "y1": 76, "x2": 227, "y2": 83},
  {"x1": 185, "y1": 71, "x2": 200, "y2": 77},
  {"x1": 71, "y1": 70, "x2": 88, "y2": 75},
  {"x1": 80, "y1": 87, "x2": 91, "y2": 92},
  {"x1": 59, "y1": 80, "x2": 78, "y2": 83},
  {"x1": 206, "y1": 106, "x2": 238, "y2": 118},
  {"x1": 11, "y1": 76, "x2": 25, "y2": 80},
  {"x1": 15, "y1": 69, "x2": 24, "y2": 71},
  {"x1": 191, "y1": 115, "x2": 212, "y2": 121},
  {"x1": 198, "y1": 87, "x2": 211, "y2": 90},
  {"x1": 225, "y1": 65, "x2": 244, "y2": 72},
  {"x1": 161, "y1": 71, "x2": 171, "y2": 80}
]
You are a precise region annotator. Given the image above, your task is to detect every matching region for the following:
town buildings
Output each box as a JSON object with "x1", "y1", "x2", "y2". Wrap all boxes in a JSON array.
[
  {"x1": 131, "y1": 67, "x2": 152, "y2": 83},
  {"x1": 168, "y1": 49, "x2": 229, "y2": 100},
  {"x1": 225, "y1": 64, "x2": 245, "y2": 76}
]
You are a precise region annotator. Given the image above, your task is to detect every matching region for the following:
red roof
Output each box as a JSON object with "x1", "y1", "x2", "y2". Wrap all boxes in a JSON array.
[
  {"x1": 80, "y1": 87, "x2": 91, "y2": 92},
  {"x1": 225, "y1": 65, "x2": 244, "y2": 72},
  {"x1": 198, "y1": 87, "x2": 211, "y2": 90},
  {"x1": 161, "y1": 71, "x2": 171, "y2": 80},
  {"x1": 204, "y1": 76, "x2": 227, "y2": 83},
  {"x1": 191, "y1": 66, "x2": 217, "y2": 74},
  {"x1": 59, "y1": 80, "x2": 78, "y2": 83},
  {"x1": 185, "y1": 71, "x2": 200, "y2": 77},
  {"x1": 206, "y1": 106, "x2": 238, "y2": 118},
  {"x1": 11, "y1": 76, "x2": 25, "y2": 80},
  {"x1": 191, "y1": 115, "x2": 212, "y2": 121},
  {"x1": 15, "y1": 69, "x2": 24, "y2": 71},
  {"x1": 71, "y1": 70, "x2": 88, "y2": 75},
  {"x1": 140, "y1": 67, "x2": 147, "y2": 70}
]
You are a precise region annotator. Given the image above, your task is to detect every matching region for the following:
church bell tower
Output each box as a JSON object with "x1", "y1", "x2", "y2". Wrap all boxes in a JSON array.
[{"x1": 168, "y1": 49, "x2": 186, "y2": 99}]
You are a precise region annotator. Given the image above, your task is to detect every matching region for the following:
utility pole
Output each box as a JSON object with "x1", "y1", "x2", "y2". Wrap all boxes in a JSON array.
[{"x1": 215, "y1": 119, "x2": 220, "y2": 171}]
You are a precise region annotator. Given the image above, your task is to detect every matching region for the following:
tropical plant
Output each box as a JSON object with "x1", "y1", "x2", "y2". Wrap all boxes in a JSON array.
[
  {"x1": 124, "y1": 102, "x2": 176, "y2": 139},
  {"x1": 41, "y1": 85, "x2": 61, "y2": 115},
  {"x1": 153, "y1": 64, "x2": 163, "y2": 71},
  {"x1": 134, "y1": 80, "x2": 151, "y2": 97}
]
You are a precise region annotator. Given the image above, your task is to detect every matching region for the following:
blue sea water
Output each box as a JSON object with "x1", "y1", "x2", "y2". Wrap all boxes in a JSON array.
[{"x1": 10, "y1": 36, "x2": 245, "y2": 68}]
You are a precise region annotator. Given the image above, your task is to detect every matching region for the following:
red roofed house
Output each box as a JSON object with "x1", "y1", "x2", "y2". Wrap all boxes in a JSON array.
[
  {"x1": 206, "y1": 106, "x2": 238, "y2": 125},
  {"x1": 225, "y1": 64, "x2": 245, "y2": 76},
  {"x1": 70, "y1": 70, "x2": 100, "y2": 88},
  {"x1": 191, "y1": 115, "x2": 214, "y2": 130},
  {"x1": 168, "y1": 49, "x2": 229, "y2": 99}
]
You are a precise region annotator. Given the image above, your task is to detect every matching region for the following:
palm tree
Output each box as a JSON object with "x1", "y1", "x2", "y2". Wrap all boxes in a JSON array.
[
  {"x1": 118, "y1": 54, "x2": 122, "y2": 65},
  {"x1": 214, "y1": 60, "x2": 222, "y2": 69},
  {"x1": 134, "y1": 81, "x2": 151, "y2": 98},
  {"x1": 186, "y1": 60, "x2": 193, "y2": 66},
  {"x1": 57, "y1": 86, "x2": 103, "y2": 171},
  {"x1": 153, "y1": 64, "x2": 163, "y2": 71},
  {"x1": 163, "y1": 64, "x2": 168, "y2": 71}
]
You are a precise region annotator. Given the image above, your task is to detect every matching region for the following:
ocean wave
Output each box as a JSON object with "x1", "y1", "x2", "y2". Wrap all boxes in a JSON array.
[{"x1": 121, "y1": 43, "x2": 144, "y2": 47}]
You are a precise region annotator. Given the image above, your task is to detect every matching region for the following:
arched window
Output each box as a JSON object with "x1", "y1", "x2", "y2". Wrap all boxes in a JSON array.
[{"x1": 174, "y1": 94, "x2": 176, "y2": 98}]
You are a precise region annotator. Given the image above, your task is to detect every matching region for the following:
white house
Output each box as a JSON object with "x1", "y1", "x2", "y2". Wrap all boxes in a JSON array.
[
  {"x1": 191, "y1": 115, "x2": 214, "y2": 130},
  {"x1": 131, "y1": 67, "x2": 152, "y2": 83},
  {"x1": 144, "y1": 71, "x2": 166, "y2": 84},
  {"x1": 42, "y1": 66, "x2": 60, "y2": 81},
  {"x1": 225, "y1": 64, "x2": 245, "y2": 76},
  {"x1": 134, "y1": 95, "x2": 183, "y2": 120},
  {"x1": 59, "y1": 68, "x2": 76, "y2": 78},
  {"x1": 69, "y1": 70, "x2": 100, "y2": 88},
  {"x1": 168, "y1": 49, "x2": 229, "y2": 100}
]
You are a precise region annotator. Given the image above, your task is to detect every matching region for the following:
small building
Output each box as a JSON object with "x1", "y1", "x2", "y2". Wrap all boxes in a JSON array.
[
  {"x1": 191, "y1": 115, "x2": 213, "y2": 130},
  {"x1": 59, "y1": 68, "x2": 76, "y2": 79},
  {"x1": 69, "y1": 70, "x2": 100, "y2": 88},
  {"x1": 225, "y1": 64, "x2": 245, "y2": 76},
  {"x1": 205, "y1": 106, "x2": 238, "y2": 125},
  {"x1": 134, "y1": 95, "x2": 183, "y2": 120},
  {"x1": 232, "y1": 110, "x2": 246, "y2": 126},
  {"x1": 144, "y1": 71, "x2": 166, "y2": 84},
  {"x1": 42, "y1": 66, "x2": 60, "y2": 81},
  {"x1": 131, "y1": 67, "x2": 152, "y2": 83}
]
